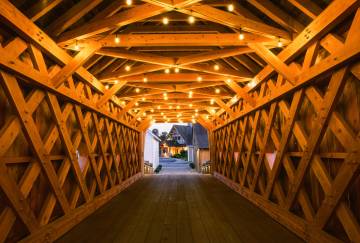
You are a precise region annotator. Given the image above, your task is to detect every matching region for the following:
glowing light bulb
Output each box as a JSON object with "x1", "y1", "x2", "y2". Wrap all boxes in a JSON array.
[
  {"x1": 174, "y1": 67, "x2": 180, "y2": 73},
  {"x1": 150, "y1": 109, "x2": 154, "y2": 113},
  {"x1": 195, "y1": 109, "x2": 199, "y2": 113},
  {"x1": 188, "y1": 15, "x2": 195, "y2": 24},
  {"x1": 141, "y1": 97, "x2": 146, "y2": 101},
  {"x1": 228, "y1": 4, "x2": 234, "y2": 12},
  {"x1": 176, "y1": 105, "x2": 180, "y2": 109},
  {"x1": 143, "y1": 77, "x2": 148, "y2": 83},
  {"x1": 214, "y1": 64, "x2": 220, "y2": 71},
  {"x1": 114, "y1": 79, "x2": 119, "y2": 84},
  {"x1": 210, "y1": 99, "x2": 214, "y2": 105},
  {"x1": 197, "y1": 76, "x2": 203, "y2": 82},
  {"x1": 114, "y1": 35, "x2": 120, "y2": 43},
  {"x1": 189, "y1": 104, "x2": 193, "y2": 107},
  {"x1": 215, "y1": 88, "x2": 220, "y2": 94},
  {"x1": 157, "y1": 105, "x2": 161, "y2": 110},
  {"x1": 137, "y1": 117, "x2": 141, "y2": 121},
  {"x1": 135, "y1": 88, "x2": 140, "y2": 93},
  {"x1": 226, "y1": 78, "x2": 232, "y2": 83},
  {"x1": 126, "y1": 0, "x2": 132, "y2": 6},
  {"x1": 239, "y1": 30, "x2": 244, "y2": 40},
  {"x1": 169, "y1": 105, "x2": 173, "y2": 109},
  {"x1": 125, "y1": 65, "x2": 131, "y2": 71},
  {"x1": 165, "y1": 68, "x2": 170, "y2": 74},
  {"x1": 188, "y1": 91, "x2": 193, "y2": 98},
  {"x1": 163, "y1": 17, "x2": 169, "y2": 25},
  {"x1": 164, "y1": 96, "x2": 168, "y2": 100},
  {"x1": 105, "y1": 84, "x2": 109, "y2": 90},
  {"x1": 74, "y1": 40, "x2": 80, "y2": 51},
  {"x1": 277, "y1": 38, "x2": 283, "y2": 47},
  {"x1": 135, "y1": 102, "x2": 139, "y2": 106}
]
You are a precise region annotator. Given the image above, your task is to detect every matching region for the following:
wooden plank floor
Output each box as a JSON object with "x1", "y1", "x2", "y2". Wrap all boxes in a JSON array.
[{"x1": 57, "y1": 175, "x2": 304, "y2": 243}]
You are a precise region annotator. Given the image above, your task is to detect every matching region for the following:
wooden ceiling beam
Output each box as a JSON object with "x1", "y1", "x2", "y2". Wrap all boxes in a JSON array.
[
  {"x1": 80, "y1": 33, "x2": 277, "y2": 48},
  {"x1": 47, "y1": 0, "x2": 103, "y2": 37},
  {"x1": 224, "y1": 79, "x2": 256, "y2": 107},
  {"x1": 246, "y1": 0, "x2": 304, "y2": 33},
  {"x1": 97, "y1": 81, "x2": 127, "y2": 107},
  {"x1": 51, "y1": 43, "x2": 100, "y2": 87},
  {"x1": 57, "y1": 4, "x2": 165, "y2": 44},
  {"x1": 0, "y1": 1, "x2": 106, "y2": 93},
  {"x1": 102, "y1": 73, "x2": 249, "y2": 83},
  {"x1": 287, "y1": 0, "x2": 322, "y2": 20},
  {"x1": 96, "y1": 48, "x2": 175, "y2": 66},
  {"x1": 214, "y1": 98, "x2": 236, "y2": 118},
  {"x1": 26, "y1": 0, "x2": 63, "y2": 22},
  {"x1": 248, "y1": 43, "x2": 298, "y2": 85},
  {"x1": 247, "y1": 0, "x2": 359, "y2": 90},
  {"x1": 176, "y1": 47, "x2": 254, "y2": 65},
  {"x1": 185, "y1": 4, "x2": 291, "y2": 40}
]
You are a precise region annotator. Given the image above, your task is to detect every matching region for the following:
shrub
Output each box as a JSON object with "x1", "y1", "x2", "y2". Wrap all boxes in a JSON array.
[
  {"x1": 189, "y1": 162, "x2": 195, "y2": 169},
  {"x1": 154, "y1": 164, "x2": 162, "y2": 173}
]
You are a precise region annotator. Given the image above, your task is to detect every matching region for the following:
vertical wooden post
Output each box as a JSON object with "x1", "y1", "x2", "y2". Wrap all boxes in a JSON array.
[{"x1": 139, "y1": 131, "x2": 145, "y2": 176}]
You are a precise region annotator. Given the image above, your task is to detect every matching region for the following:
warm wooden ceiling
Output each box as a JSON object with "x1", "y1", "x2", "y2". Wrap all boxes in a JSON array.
[{"x1": 9, "y1": 0, "x2": 332, "y2": 126}]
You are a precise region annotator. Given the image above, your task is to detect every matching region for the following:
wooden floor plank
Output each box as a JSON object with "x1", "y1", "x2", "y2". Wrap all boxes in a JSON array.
[{"x1": 57, "y1": 174, "x2": 303, "y2": 243}]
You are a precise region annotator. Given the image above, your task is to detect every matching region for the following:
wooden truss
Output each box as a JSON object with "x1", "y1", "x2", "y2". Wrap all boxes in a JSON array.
[
  {"x1": 211, "y1": 3, "x2": 360, "y2": 242},
  {"x1": 0, "y1": 0, "x2": 359, "y2": 242}
]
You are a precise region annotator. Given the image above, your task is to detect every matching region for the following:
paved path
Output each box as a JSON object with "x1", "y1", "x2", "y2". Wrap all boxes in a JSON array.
[
  {"x1": 159, "y1": 158, "x2": 193, "y2": 174},
  {"x1": 57, "y1": 174, "x2": 303, "y2": 243}
]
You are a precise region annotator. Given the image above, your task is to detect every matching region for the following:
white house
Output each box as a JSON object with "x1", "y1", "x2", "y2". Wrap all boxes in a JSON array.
[{"x1": 144, "y1": 130, "x2": 161, "y2": 170}]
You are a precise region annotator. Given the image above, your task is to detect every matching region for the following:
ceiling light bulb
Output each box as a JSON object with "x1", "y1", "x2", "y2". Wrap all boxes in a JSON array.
[
  {"x1": 205, "y1": 115, "x2": 209, "y2": 119},
  {"x1": 126, "y1": 0, "x2": 132, "y2": 6},
  {"x1": 141, "y1": 97, "x2": 146, "y2": 101},
  {"x1": 165, "y1": 68, "x2": 170, "y2": 74},
  {"x1": 164, "y1": 96, "x2": 168, "y2": 100},
  {"x1": 105, "y1": 84, "x2": 109, "y2": 90},
  {"x1": 215, "y1": 88, "x2": 220, "y2": 94},
  {"x1": 210, "y1": 98, "x2": 214, "y2": 105},
  {"x1": 143, "y1": 77, "x2": 148, "y2": 83},
  {"x1": 195, "y1": 109, "x2": 198, "y2": 112},
  {"x1": 161, "y1": 112, "x2": 164, "y2": 115},
  {"x1": 74, "y1": 40, "x2": 79, "y2": 51},
  {"x1": 169, "y1": 105, "x2": 173, "y2": 109},
  {"x1": 121, "y1": 101, "x2": 126, "y2": 105},
  {"x1": 125, "y1": 65, "x2": 131, "y2": 71},
  {"x1": 176, "y1": 105, "x2": 180, "y2": 109},
  {"x1": 135, "y1": 102, "x2": 139, "y2": 106},
  {"x1": 197, "y1": 76, "x2": 203, "y2": 82},
  {"x1": 143, "y1": 112, "x2": 147, "y2": 117},
  {"x1": 226, "y1": 78, "x2": 232, "y2": 83},
  {"x1": 277, "y1": 38, "x2": 283, "y2": 47},
  {"x1": 189, "y1": 104, "x2": 193, "y2": 107},
  {"x1": 192, "y1": 119, "x2": 196, "y2": 123},
  {"x1": 188, "y1": 15, "x2": 195, "y2": 24},
  {"x1": 114, "y1": 79, "x2": 119, "y2": 84},
  {"x1": 163, "y1": 92, "x2": 167, "y2": 96},
  {"x1": 150, "y1": 109, "x2": 154, "y2": 112},
  {"x1": 228, "y1": 4, "x2": 234, "y2": 12},
  {"x1": 157, "y1": 105, "x2": 161, "y2": 109},
  {"x1": 163, "y1": 17, "x2": 169, "y2": 25},
  {"x1": 137, "y1": 117, "x2": 141, "y2": 121},
  {"x1": 214, "y1": 64, "x2": 220, "y2": 71},
  {"x1": 135, "y1": 88, "x2": 140, "y2": 93},
  {"x1": 114, "y1": 35, "x2": 120, "y2": 43},
  {"x1": 174, "y1": 67, "x2": 180, "y2": 73},
  {"x1": 239, "y1": 32, "x2": 244, "y2": 40}
]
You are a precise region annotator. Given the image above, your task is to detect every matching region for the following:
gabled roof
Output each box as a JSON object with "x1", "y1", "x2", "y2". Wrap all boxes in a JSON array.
[
  {"x1": 173, "y1": 125, "x2": 193, "y2": 145},
  {"x1": 193, "y1": 124, "x2": 209, "y2": 149}
]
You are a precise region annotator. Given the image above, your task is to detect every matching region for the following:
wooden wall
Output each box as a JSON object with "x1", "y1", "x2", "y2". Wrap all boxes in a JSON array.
[
  {"x1": 211, "y1": 6, "x2": 360, "y2": 243},
  {"x1": 0, "y1": 8, "x2": 143, "y2": 242}
]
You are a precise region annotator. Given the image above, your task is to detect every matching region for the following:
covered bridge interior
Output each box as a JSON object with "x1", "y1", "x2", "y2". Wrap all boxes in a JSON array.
[{"x1": 0, "y1": 0, "x2": 359, "y2": 242}]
